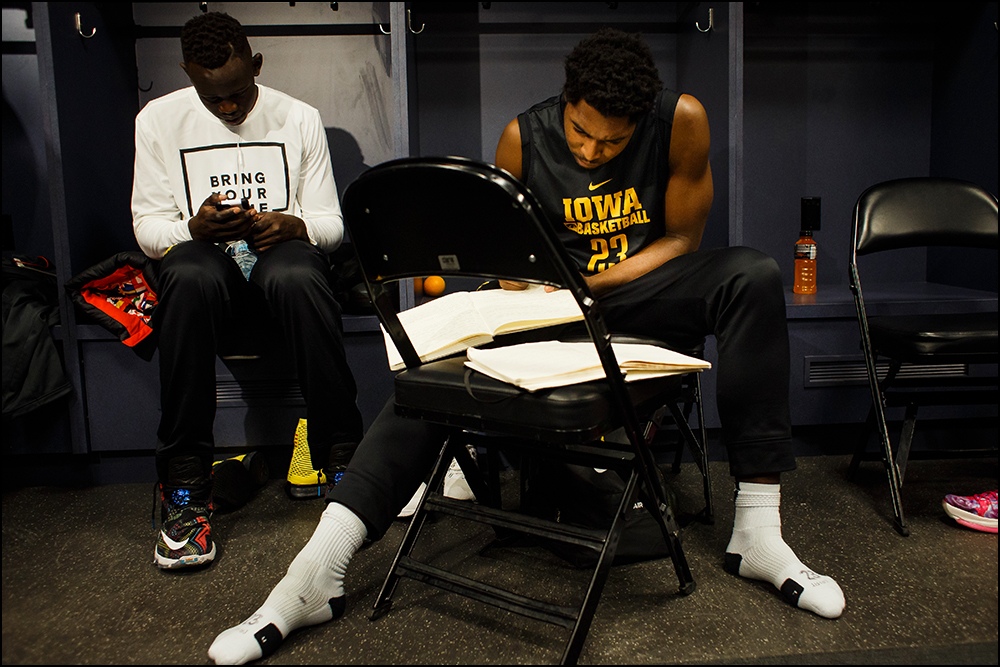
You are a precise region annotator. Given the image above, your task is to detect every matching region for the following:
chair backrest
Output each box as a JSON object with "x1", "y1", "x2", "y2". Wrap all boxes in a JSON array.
[
  {"x1": 342, "y1": 156, "x2": 610, "y2": 370},
  {"x1": 852, "y1": 177, "x2": 998, "y2": 260},
  {"x1": 343, "y1": 156, "x2": 577, "y2": 287}
]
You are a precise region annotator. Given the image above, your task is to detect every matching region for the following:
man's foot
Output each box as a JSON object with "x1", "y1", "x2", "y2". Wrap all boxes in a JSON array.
[
  {"x1": 155, "y1": 456, "x2": 215, "y2": 569},
  {"x1": 725, "y1": 482, "x2": 845, "y2": 619},
  {"x1": 397, "y1": 448, "x2": 477, "y2": 519},
  {"x1": 443, "y1": 450, "x2": 476, "y2": 501},
  {"x1": 398, "y1": 482, "x2": 427, "y2": 519},
  {"x1": 212, "y1": 452, "x2": 269, "y2": 512},
  {"x1": 943, "y1": 490, "x2": 998, "y2": 533},
  {"x1": 208, "y1": 502, "x2": 365, "y2": 665}
]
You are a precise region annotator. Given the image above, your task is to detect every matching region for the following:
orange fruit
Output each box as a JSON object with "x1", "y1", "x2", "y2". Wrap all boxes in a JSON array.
[
  {"x1": 412, "y1": 277, "x2": 423, "y2": 296},
  {"x1": 423, "y1": 275, "x2": 446, "y2": 297}
]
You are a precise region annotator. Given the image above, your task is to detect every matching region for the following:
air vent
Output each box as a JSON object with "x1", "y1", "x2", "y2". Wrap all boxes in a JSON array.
[
  {"x1": 216, "y1": 379, "x2": 305, "y2": 406},
  {"x1": 804, "y1": 356, "x2": 968, "y2": 387}
]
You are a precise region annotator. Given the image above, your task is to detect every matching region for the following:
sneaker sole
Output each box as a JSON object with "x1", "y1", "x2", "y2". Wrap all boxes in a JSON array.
[
  {"x1": 398, "y1": 483, "x2": 427, "y2": 519},
  {"x1": 155, "y1": 543, "x2": 217, "y2": 569},
  {"x1": 943, "y1": 502, "x2": 998, "y2": 532},
  {"x1": 286, "y1": 482, "x2": 325, "y2": 500}
]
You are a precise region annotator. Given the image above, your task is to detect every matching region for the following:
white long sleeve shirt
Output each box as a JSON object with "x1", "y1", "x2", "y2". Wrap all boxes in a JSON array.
[{"x1": 131, "y1": 84, "x2": 344, "y2": 259}]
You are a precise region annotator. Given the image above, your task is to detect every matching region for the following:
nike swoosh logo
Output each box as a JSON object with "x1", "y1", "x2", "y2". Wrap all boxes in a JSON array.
[
  {"x1": 161, "y1": 531, "x2": 189, "y2": 551},
  {"x1": 589, "y1": 179, "x2": 612, "y2": 191}
]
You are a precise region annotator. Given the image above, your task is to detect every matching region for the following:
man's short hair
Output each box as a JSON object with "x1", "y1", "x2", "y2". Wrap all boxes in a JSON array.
[
  {"x1": 563, "y1": 28, "x2": 663, "y2": 122},
  {"x1": 181, "y1": 12, "x2": 252, "y2": 69}
]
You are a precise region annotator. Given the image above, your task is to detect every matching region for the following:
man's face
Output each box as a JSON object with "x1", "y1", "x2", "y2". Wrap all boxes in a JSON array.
[
  {"x1": 563, "y1": 98, "x2": 636, "y2": 169},
  {"x1": 181, "y1": 52, "x2": 262, "y2": 126}
]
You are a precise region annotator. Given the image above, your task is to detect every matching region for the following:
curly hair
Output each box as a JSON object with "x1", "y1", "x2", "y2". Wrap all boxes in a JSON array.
[
  {"x1": 181, "y1": 12, "x2": 251, "y2": 69},
  {"x1": 563, "y1": 28, "x2": 662, "y2": 122}
]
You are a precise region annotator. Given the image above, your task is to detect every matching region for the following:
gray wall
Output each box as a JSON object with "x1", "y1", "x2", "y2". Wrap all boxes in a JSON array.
[
  {"x1": 132, "y1": 2, "x2": 395, "y2": 202},
  {"x1": 2, "y1": 5, "x2": 51, "y2": 257}
]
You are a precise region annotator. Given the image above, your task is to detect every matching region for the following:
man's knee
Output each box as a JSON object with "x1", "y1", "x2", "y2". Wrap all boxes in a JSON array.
[
  {"x1": 254, "y1": 241, "x2": 333, "y2": 299},
  {"x1": 725, "y1": 247, "x2": 783, "y2": 294},
  {"x1": 158, "y1": 241, "x2": 234, "y2": 295}
]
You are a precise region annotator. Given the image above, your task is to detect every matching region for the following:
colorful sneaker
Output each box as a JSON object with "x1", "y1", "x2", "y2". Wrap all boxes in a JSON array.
[
  {"x1": 154, "y1": 456, "x2": 215, "y2": 569},
  {"x1": 286, "y1": 419, "x2": 326, "y2": 500},
  {"x1": 943, "y1": 490, "x2": 998, "y2": 533}
]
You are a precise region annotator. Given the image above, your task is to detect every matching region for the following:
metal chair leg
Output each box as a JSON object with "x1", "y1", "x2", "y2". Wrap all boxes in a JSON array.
[{"x1": 371, "y1": 440, "x2": 452, "y2": 620}]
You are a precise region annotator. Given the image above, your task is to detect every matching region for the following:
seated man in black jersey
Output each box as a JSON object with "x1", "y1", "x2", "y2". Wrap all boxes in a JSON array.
[{"x1": 208, "y1": 28, "x2": 844, "y2": 666}]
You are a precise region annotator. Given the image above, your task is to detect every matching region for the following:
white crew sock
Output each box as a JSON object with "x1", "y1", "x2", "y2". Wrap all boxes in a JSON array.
[
  {"x1": 724, "y1": 483, "x2": 845, "y2": 619},
  {"x1": 208, "y1": 502, "x2": 367, "y2": 665}
]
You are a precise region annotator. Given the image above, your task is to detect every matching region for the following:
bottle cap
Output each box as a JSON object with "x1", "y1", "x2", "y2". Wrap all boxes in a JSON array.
[{"x1": 801, "y1": 197, "x2": 821, "y2": 232}]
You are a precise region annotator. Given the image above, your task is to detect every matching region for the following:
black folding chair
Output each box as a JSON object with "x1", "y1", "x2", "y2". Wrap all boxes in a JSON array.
[
  {"x1": 647, "y1": 367, "x2": 714, "y2": 524},
  {"x1": 848, "y1": 177, "x2": 998, "y2": 536},
  {"x1": 343, "y1": 156, "x2": 699, "y2": 664}
]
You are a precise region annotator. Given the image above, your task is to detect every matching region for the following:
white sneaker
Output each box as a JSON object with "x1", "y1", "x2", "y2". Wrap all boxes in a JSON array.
[
  {"x1": 397, "y1": 449, "x2": 477, "y2": 519},
  {"x1": 398, "y1": 482, "x2": 427, "y2": 518},
  {"x1": 443, "y1": 456, "x2": 475, "y2": 501}
]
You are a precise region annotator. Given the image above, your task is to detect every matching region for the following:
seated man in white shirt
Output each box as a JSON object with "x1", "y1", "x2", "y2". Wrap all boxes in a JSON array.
[{"x1": 131, "y1": 11, "x2": 363, "y2": 570}]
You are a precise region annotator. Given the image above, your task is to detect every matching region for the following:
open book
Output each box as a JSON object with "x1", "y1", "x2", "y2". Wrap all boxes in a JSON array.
[
  {"x1": 382, "y1": 284, "x2": 584, "y2": 371},
  {"x1": 465, "y1": 341, "x2": 711, "y2": 392}
]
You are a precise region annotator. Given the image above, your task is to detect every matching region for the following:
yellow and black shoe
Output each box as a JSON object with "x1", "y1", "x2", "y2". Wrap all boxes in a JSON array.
[{"x1": 286, "y1": 419, "x2": 326, "y2": 500}]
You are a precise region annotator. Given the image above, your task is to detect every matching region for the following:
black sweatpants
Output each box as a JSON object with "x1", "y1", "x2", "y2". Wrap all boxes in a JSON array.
[
  {"x1": 153, "y1": 239, "x2": 363, "y2": 479},
  {"x1": 329, "y1": 246, "x2": 795, "y2": 540}
]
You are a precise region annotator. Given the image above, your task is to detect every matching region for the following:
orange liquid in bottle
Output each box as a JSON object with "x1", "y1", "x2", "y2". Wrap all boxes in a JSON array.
[{"x1": 793, "y1": 232, "x2": 817, "y2": 294}]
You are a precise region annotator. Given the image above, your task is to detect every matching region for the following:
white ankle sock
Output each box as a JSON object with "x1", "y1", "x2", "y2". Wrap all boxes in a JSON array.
[
  {"x1": 725, "y1": 483, "x2": 845, "y2": 619},
  {"x1": 208, "y1": 503, "x2": 367, "y2": 665}
]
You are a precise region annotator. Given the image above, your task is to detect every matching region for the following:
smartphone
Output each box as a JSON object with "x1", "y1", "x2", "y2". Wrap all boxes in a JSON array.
[{"x1": 215, "y1": 197, "x2": 251, "y2": 212}]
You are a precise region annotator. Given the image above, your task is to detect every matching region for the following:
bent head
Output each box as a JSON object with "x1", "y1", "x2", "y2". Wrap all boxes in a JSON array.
[
  {"x1": 563, "y1": 98, "x2": 635, "y2": 169},
  {"x1": 180, "y1": 12, "x2": 261, "y2": 126},
  {"x1": 562, "y1": 28, "x2": 662, "y2": 169}
]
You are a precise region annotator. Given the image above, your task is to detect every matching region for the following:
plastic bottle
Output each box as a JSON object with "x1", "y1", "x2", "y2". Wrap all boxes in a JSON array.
[
  {"x1": 793, "y1": 197, "x2": 820, "y2": 295},
  {"x1": 226, "y1": 239, "x2": 257, "y2": 281}
]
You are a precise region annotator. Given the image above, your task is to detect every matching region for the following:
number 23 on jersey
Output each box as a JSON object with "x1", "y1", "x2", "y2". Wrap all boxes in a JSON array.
[{"x1": 588, "y1": 234, "x2": 628, "y2": 273}]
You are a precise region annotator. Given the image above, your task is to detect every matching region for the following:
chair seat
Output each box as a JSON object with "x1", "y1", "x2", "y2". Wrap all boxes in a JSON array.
[
  {"x1": 394, "y1": 356, "x2": 683, "y2": 445},
  {"x1": 868, "y1": 311, "x2": 998, "y2": 361}
]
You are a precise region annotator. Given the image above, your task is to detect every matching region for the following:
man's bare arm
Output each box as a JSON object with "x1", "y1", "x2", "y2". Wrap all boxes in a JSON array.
[
  {"x1": 584, "y1": 94, "x2": 713, "y2": 297},
  {"x1": 495, "y1": 119, "x2": 530, "y2": 290}
]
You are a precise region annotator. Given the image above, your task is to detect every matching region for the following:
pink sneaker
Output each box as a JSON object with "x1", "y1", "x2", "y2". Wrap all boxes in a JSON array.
[{"x1": 943, "y1": 490, "x2": 998, "y2": 533}]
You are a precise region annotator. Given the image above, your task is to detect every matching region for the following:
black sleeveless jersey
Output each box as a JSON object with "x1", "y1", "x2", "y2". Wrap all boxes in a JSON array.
[{"x1": 517, "y1": 90, "x2": 679, "y2": 276}]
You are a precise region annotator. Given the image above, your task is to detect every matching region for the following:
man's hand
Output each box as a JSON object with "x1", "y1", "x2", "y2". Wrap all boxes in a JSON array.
[
  {"x1": 189, "y1": 193, "x2": 256, "y2": 243},
  {"x1": 499, "y1": 280, "x2": 560, "y2": 293},
  {"x1": 248, "y1": 212, "x2": 309, "y2": 252}
]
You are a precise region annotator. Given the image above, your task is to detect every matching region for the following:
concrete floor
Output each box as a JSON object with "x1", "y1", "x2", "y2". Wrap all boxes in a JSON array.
[{"x1": 2, "y1": 453, "x2": 997, "y2": 665}]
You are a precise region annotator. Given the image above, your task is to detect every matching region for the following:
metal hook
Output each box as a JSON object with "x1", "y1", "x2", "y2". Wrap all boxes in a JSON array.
[
  {"x1": 75, "y1": 12, "x2": 96, "y2": 38},
  {"x1": 379, "y1": 23, "x2": 390, "y2": 35},
  {"x1": 696, "y1": 7, "x2": 713, "y2": 33},
  {"x1": 408, "y1": 9, "x2": 424, "y2": 35},
  {"x1": 139, "y1": 80, "x2": 153, "y2": 93}
]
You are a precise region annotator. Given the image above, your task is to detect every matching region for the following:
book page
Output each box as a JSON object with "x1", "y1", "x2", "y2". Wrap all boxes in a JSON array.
[
  {"x1": 465, "y1": 341, "x2": 710, "y2": 392},
  {"x1": 384, "y1": 291, "x2": 493, "y2": 370},
  {"x1": 606, "y1": 343, "x2": 711, "y2": 371},
  {"x1": 466, "y1": 341, "x2": 599, "y2": 385},
  {"x1": 468, "y1": 284, "x2": 583, "y2": 335}
]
